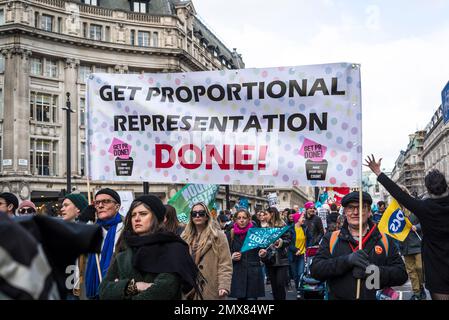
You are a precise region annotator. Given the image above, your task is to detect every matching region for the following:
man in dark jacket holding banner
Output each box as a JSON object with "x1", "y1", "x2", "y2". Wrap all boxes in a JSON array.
[{"x1": 310, "y1": 191, "x2": 408, "y2": 300}]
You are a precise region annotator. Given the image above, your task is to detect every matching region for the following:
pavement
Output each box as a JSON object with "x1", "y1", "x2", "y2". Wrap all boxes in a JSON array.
[{"x1": 254, "y1": 279, "x2": 430, "y2": 300}]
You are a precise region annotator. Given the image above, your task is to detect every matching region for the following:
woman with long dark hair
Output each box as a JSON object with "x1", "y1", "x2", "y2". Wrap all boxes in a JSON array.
[
  {"x1": 99, "y1": 195, "x2": 201, "y2": 300},
  {"x1": 258, "y1": 207, "x2": 292, "y2": 300},
  {"x1": 164, "y1": 204, "x2": 185, "y2": 236}
]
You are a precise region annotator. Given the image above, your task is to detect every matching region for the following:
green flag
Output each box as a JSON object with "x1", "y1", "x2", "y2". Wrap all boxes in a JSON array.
[{"x1": 168, "y1": 184, "x2": 219, "y2": 224}]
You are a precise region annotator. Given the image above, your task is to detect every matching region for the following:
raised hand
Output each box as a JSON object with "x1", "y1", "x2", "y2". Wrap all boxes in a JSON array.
[{"x1": 363, "y1": 154, "x2": 383, "y2": 176}]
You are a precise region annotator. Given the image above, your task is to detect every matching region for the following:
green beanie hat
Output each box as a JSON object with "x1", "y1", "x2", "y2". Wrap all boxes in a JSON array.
[{"x1": 64, "y1": 193, "x2": 88, "y2": 212}]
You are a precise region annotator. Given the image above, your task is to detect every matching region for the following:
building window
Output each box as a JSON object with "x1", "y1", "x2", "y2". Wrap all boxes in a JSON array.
[
  {"x1": 133, "y1": 1, "x2": 148, "y2": 13},
  {"x1": 45, "y1": 60, "x2": 58, "y2": 78},
  {"x1": 80, "y1": 142, "x2": 85, "y2": 176},
  {"x1": 94, "y1": 66, "x2": 107, "y2": 73},
  {"x1": 130, "y1": 29, "x2": 135, "y2": 45},
  {"x1": 0, "y1": 88, "x2": 3, "y2": 119},
  {"x1": 152, "y1": 32, "x2": 158, "y2": 47},
  {"x1": 30, "y1": 58, "x2": 43, "y2": 75},
  {"x1": 30, "y1": 57, "x2": 58, "y2": 78},
  {"x1": 137, "y1": 31, "x2": 150, "y2": 47},
  {"x1": 78, "y1": 65, "x2": 91, "y2": 82},
  {"x1": 30, "y1": 139, "x2": 57, "y2": 176},
  {"x1": 0, "y1": 56, "x2": 4, "y2": 73},
  {"x1": 79, "y1": 97, "x2": 85, "y2": 126},
  {"x1": 41, "y1": 14, "x2": 53, "y2": 32},
  {"x1": 0, "y1": 9, "x2": 4, "y2": 25},
  {"x1": 90, "y1": 24, "x2": 102, "y2": 41},
  {"x1": 83, "y1": 0, "x2": 98, "y2": 5},
  {"x1": 83, "y1": 22, "x2": 88, "y2": 38},
  {"x1": 57, "y1": 17, "x2": 63, "y2": 33},
  {"x1": 0, "y1": 136, "x2": 2, "y2": 172},
  {"x1": 30, "y1": 92, "x2": 58, "y2": 123}
]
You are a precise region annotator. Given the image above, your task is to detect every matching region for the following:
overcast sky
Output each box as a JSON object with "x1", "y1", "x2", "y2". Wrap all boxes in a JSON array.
[{"x1": 193, "y1": 0, "x2": 449, "y2": 171}]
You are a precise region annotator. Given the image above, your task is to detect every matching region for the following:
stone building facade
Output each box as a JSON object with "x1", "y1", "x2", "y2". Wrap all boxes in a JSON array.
[
  {"x1": 0, "y1": 0, "x2": 275, "y2": 211},
  {"x1": 422, "y1": 105, "x2": 449, "y2": 179},
  {"x1": 391, "y1": 130, "x2": 426, "y2": 198}
]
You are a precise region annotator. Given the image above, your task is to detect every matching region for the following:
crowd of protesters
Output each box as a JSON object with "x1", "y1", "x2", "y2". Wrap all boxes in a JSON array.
[{"x1": 1, "y1": 154, "x2": 449, "y2": 300}]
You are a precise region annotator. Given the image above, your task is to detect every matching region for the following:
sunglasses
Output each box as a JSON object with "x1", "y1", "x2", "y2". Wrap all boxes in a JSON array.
[
  {"x1": 191, "y1": 210, "x2": 207, "y2": 218},
  {"x1": 19, "y1": 208, "x2": 36, "y2": 214}
]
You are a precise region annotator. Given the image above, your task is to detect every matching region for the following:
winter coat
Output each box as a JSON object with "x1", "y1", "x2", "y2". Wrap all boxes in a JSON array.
[
  {"x1": 398, "y1": 211, "x2": 422, "y2": 256},
  {"x1": 260, "y1": 225, "x2": 292, "y2": 267},
  {"x1": 304, "y1": 214, "x2": 324, "y2": 246},
  {"x1": 98, "y1": 247, "x2": 182, "y2": 300},
  {"x1": 226, "y1": 229, "x2": 265, "y2": 299},
  {"x1": 378, "y1": 173, "x2": 449, "y2": 294},
  {"x1": 310, "y1": 220, "x2": 408, "y2": 300},
  {"x1": 326, "y1": 212, "x2": 340, "y2": 232},
  {"x1": 192, "y1": 230, "x2": 233, "y2": 300},
  {"x1": 288, "y1": 224, "x2": 307, "y2": 254}
]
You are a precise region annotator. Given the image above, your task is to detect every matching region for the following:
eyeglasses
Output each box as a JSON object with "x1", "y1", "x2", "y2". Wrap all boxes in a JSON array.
[
  {"x1": 94, "y1": 199, "x2": 117, "y2": 207},
  {"x1": 191, "y1": 210, "x2": 207, "y2": 218},
  {"x1": 18, "y1": 208, "x2": 36, "y2": 214},
  {"x1": 346, "y1": 204, "x2": 370, "y2": 212}
]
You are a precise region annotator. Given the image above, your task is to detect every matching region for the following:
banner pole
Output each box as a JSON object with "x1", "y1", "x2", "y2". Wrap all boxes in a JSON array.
[
  {"x1": 356, "y1": 185, "x2": 363, "y2": 300},
  {"x1": 85, "y1": 87, "x2": 102, "y2": 284}
]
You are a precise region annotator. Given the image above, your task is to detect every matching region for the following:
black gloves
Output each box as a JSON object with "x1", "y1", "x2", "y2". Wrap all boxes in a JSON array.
[
  {"x1": 78, "y1": 205, "x2": 96, "y2": 223},
  {"x1": 346, "y1": 250, "x2": 370, "y2": 269}
]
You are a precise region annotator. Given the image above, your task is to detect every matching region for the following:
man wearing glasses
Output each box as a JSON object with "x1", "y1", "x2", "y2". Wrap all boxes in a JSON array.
[
  {"x1": 85, "y1": 188, "x2": 123, "y2": 299},
  {"x1": 310, "y1": 191, "x2": 408, "y2": 300},
  {"x1": 0, "y1": 192, "x2": 19, "y2": 217}
]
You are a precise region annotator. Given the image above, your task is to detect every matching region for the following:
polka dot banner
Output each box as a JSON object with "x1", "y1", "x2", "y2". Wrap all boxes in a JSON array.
[{"x1": 86, "y1": 63, "x2": 362, "y2": 187}]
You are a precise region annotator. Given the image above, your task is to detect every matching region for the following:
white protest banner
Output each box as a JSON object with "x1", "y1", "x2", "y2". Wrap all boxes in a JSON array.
[
  {"x1": 116, "y1": 190, "x2": 134, "y2": 217},
  {"x1": 267, "y1": 192, "x2": 279, "y2": 208},
  {"x1": 87, "y1": 63, "x2": 362, "y2": 187},
  {"x1": 317, "y1": 207, "x2": 328, "y2": 229}
]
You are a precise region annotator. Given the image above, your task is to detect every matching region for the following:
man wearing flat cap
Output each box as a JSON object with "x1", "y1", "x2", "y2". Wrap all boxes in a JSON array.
[
  {"x1": 85, "y1": 188, "x2": 124, "y2": 299},
  {"x1": 310, "y1": 191, "x2": 408, "y2": 299}
]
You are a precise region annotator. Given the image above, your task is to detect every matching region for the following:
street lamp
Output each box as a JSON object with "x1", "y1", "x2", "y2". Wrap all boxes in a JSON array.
[{"x1": 62, "y1": 92, "x2": 75, "y2": 195}]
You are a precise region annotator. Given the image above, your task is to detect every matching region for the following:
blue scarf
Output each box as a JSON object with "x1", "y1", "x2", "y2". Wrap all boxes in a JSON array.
[{"x1": 85, "y1": 213, "x2": 122, "y2": 299}]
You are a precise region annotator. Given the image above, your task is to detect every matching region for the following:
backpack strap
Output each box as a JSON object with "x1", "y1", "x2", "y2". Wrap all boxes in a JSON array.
[
  {"x1": 329, "y1": 230, "x2": 341, "y2": 255},
  {"x1": 379, "y1": 232, "x2": 389, "y2": 257}
]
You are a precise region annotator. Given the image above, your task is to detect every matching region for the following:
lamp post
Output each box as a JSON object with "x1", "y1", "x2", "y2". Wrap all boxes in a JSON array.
[{"x1": 63, "y1": 92, "x2": 75, "y2": 194}]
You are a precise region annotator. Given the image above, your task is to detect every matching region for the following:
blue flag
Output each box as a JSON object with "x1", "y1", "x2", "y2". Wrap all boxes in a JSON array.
[{"x1": 241, "y1": 226, "x2": 290, "y2": 253}]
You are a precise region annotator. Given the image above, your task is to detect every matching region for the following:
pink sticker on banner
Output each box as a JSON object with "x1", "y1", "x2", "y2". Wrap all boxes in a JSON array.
[
  {"x1": 299, "y1": 138, "x2": 327, "y2": 161},
  {"x1": 108, "y1": 137, "x2": 132, "y2": 159}
]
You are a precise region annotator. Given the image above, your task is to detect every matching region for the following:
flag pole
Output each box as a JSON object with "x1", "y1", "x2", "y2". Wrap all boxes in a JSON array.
[
  {"x1": 85, "y1": 94, "x2": 102, "y2": 284},
  {"x1": 356, "y1": 185, "x2": 363, "y2": 299}
]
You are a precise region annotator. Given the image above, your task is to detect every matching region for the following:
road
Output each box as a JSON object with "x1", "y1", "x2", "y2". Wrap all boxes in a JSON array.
[{"x1": 254, "y1": 279, "x2": 430, "y2": 300}]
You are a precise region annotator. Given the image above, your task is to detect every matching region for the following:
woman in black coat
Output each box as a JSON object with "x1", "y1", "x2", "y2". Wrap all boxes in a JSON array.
[
  {"x1": 226, "y1": 209, "x2": 265, "y2": 300},
  {"x1": 258, "y1": 207, "x2": 292, "y2": 300},
  {"x1": 366, "y1": 155, "x2": 449, "y2": 300}
]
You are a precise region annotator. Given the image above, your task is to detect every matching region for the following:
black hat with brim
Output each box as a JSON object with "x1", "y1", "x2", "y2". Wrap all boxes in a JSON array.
[{"x1": 341, "y1": 191, "x2": 373, "y2": 207}]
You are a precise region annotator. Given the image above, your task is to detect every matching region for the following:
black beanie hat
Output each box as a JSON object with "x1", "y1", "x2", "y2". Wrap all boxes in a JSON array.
[
  {"x1": 134, "y1": 195, "x2": 166, "y2": 222},
  {"x1": 0, "y1": 192, "x2": 19, "y2": 211},
  {"x1": 95, "y1": 188, "x2": 121, "y2": 204}
]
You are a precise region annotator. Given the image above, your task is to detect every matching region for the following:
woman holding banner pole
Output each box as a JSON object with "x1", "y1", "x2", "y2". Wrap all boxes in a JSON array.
[
  {"x1": 365, "y1": 155, "x2": 449, "y2": 300},
  {"x1": 181, "y1": 202, "x2": 232, "y2": 300},
  {"x1": 258, "y1": 207, "x2": 292, "y2": 300},
  {"x1": 226, "y1": 209, "x2": 265, "y2": 300}
]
